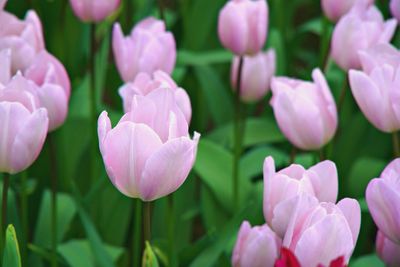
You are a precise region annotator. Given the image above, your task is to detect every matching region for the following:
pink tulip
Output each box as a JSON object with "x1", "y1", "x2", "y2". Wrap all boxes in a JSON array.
[
  {"x1": 218, "y1": 0, "x2": 268, "y2": 56},
  {"x1": 270, "y1": 69, "x2": 337, "y2": 150},
  {"x1": 331, "y1": 2, "x2": 397, "y2": 70},
  {"x1": 0, "y1": 0, "x2": 6, "y2": 9},
  {"x1": 278, "y1": 195, "x2": 360, "y2": 267},
  {"x1": 112, "y1": 18, "x2": 176, "y2": 83},
  {"x1": 391, "y1": 0, "x2": 400, "y2": 22},
  {"x1": 98, "y1": 87, "x2": 199, "y2": 201},
  {"x1": 376, "y1": 231, "x2": 400, "y2": 267},
  {"x1": 69, "y1": 0, "x2": 120, "y2": 22},
  {"x1": 0, "y1": 8, "x2": 44, "y2": 73},
  {"x1": 119, "y1": 71, "x2": 191, "y2": 123},
  {"x1": 231, "y1": 49, "x2": 276, "y2": 103},
  {"x1": 366, "y1": 158, "x2": 400, "y2": 244},
  {"x1": 232, "y1": 221, "x2": 281, "y2": 267},
  {"x1": 263, "y1": 156, "x2": 338, "y2": 236},
  {"x1": 0, "y1": 49, "x2": 11, "y2": 85},
  {"x1": 0, "y1": 74, "x2": 48, "y2": 174},
  {"x1": 349, "y1": 44, "x2": 400, "y2": 133},
  {"x1": 24, "y1": 51, "x2": 71, "y2": 131},
  {"x1": 321, "y1": 0, "x2": 374, "y2": 22}
]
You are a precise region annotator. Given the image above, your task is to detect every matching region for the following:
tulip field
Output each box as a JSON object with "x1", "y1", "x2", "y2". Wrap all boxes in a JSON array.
[{"x1": 1, "y1": 0, "x2": 400, "y2": 266}]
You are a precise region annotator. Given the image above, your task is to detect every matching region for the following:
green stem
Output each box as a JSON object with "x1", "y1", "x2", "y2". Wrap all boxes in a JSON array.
[
  {"x1": 89, "y1": 23, "x2": 97, "y2": 183},
  {"x1": 158, "y1": 0, "x2": 166, "y2": 22},
  {"x1": 319, "y1": 148, "x2": 325, "y2": 161},
  {"x1": 48, "y1": 134, "x2": 58, "y2": 267},
  {"x1": 1, "y1": 173, "x2": 10, "y2": 260},
  {"x1": 20, "y1": 171, "x2": 28, "y2": 265},
  {"x1": 133, "y1": 200, "x2": 142, "y2": 267},
  {"x1": 392, "y1": 131, "x2": 400, "y2": 158},
  {"x1": 233, "y1": 56, "x2": 244, "y2": 210},
  {"x1": 143, "y1": 202, "x2": 151, "y2": 242},
  {"x1": 289, "y1": 146, "x2": 297, "y2": 164},
  {"x1": 337, "y1": 76, "x2": 348, "y2": 115},
  {"x1": 320, "y1": 16, "x2": 331, "y2": 71},
  {"x1": 167, "y1": 195, "x2": 175, "y2": 267}
]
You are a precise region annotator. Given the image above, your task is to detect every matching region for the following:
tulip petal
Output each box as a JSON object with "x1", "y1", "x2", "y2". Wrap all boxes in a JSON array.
[
  {"x1": 307, "y1": 160, "x2": 338, "y2": 203},
  {"x1": 97, "y1": 111, "x2": 111, "y2": 155},
  {"x1": 337, "y1": 198, "x2": 361, "y2": 246},
  {"x1": 140, "y1": 133, "x2": 200, "y2": 201}
]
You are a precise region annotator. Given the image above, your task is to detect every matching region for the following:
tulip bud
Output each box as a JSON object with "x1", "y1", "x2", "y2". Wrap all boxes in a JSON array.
[
  {"x1": 218, "y1": 0, "x2": 268, "y2": 56},
  {"x1": 331, "y1": 2, "x2": 397, "y2": 70},
  {"x1": 278, "y1": 195, "x2": 360, "y2": 267},
  {"x1": 98, "y1": 87, "x2": 199, "y2": 201},
  {"x1": 24, "y1": 51, "x2": 71, "y2": 131},
  {"x1": 0, "y1": 10, "x2": 44, "y2": 73},
  {"x1": 321, "y1": 0, "x2": 374, "y2": 22},
  {"x1": 376, "y1": 231, "x2": 400, "y2": 267},
  {"x1": 391, "y1": 0, "x2": 400, "y2": 22},
  {"x1": 232, "y1": 221, "x2": 281, "y2": 267},
  {"x1": 112, "y1": 18, "x2": 176, "y2": 83},
  {"x1": 366, "y1": 159, "x2": 400, "y2": 244},
  {"x1": 0, "y1": 74, "x2": 48, "y2": 174},
  {"x1": 119, "y1": 71, "x2": 191, "y2": 123},
  {"x1": 231, "y1": 49, "x2": 276, "y2": 103},
  {"x1": 69, "y1": 0, "x2": 120, "y2": 22},
  {"x1": 349, "y1": 44, "x2": 400, "y2": 133},
  {"x1": 270, "y1": 68, "x2": 337, "y2": 150},
  {"x1": 263, "y1": 156, "x2": 338, "y2": 235}
]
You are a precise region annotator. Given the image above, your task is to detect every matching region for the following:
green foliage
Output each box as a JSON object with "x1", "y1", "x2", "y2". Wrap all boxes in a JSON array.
[{"x1": 3, "y1": 225, "x2": 21, "y2": 267}]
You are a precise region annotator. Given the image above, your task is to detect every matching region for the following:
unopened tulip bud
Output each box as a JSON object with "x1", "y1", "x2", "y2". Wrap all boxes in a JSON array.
[{"x1": 69, "y1": 0, "x2": 120, "y2": 22}]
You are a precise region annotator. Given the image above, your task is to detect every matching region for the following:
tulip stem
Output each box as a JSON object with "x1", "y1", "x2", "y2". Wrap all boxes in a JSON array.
[
  {"x1": 289, "y1": 146, "x2": 297, "y2": 164},
  {"x1": 132, "y1": 200, "x2": 142, "y2": 267},
  {"x1": 48, "y1": 133, "x2": 58, "y2": 267},
  {"x1": 167, "y1": 195, "x2": 175, "y2": 266},
  {"x1": 233, "y1": 56, "x2": 244, "y2": 210},
  {"x1": 158, "y1": 0, "x2": 166, "y2": 22},
  {"x1": 89, "y1": 23, "x2": 98, "y2": 184},
  {"x1": 143, "y1": 201, "x2": 151, "y2": 242},
  {"x1": 337, "y1": 76, "x2": 348, "y2": 114},
  {"x1": 392, "y1": 131, "x2": 400, "y2": 158},
  {"x1": 20, "y1": 171, "x2": 28, "y2": 265},
  {"x1": 1, "y1": 173, "x2": 10, "y2": 259},
  {"x1": 320, "y1": 16, "x2": 331, "y2": 71}
]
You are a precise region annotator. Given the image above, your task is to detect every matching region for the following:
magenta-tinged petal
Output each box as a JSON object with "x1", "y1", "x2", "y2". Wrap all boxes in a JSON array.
[
  {"x1": 140, "y1": 133, "x2": 200, "y2": 201},
  {"x1": 10, "y1": 107, "x2": 48, "y2": 174},
  {"x1": 376, "y1": 231, "x2": 400, "y2": 267},
  {"x1": 337, "y1": 198, "x2": 361, "y2": 246},
  {"x1": 294, "y1": 215, "x2": 354, "y2": 266},
  {"x1": 307, "y1": 160, "x2": 338, "y2": 203},
  {"x1": 102, "y1": 122, "x2": 163, "y2": 198},
  {"x1": 366, "y1": 179, "x2": 400, "y2": 243}
]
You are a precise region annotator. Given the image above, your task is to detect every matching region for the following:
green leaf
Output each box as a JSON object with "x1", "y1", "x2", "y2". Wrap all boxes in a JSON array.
[
  {"x1": 177, "y1": 50, "x2": 232, "y2": 66},
  {"x1": 194, "y1": 66, "x2": 234, "y2": 125},
  {"x1": 347, "y1": 157, "x2": 386, "y2": 198},
  {"x1": 208, "y1": 117, "x2": 285, "y2": 148},
  {"x1": 58, "y1": 239, "x2": 123, "y2": 267},
  {"x1": 2, "y1": 225, "x2": 21, "y2": 267},
  {"x1": 194, "y1": 139, "x2": 251, "y2": 212},
  {"x1": 350, "y1": 254, "x2": 385, "y2": 267},
  {"x1": 34, "y1": 190, "x2": 76, "y2": 248},
  {"x1": 142, "y1": 242, "x2": 159, "y2": 267}
]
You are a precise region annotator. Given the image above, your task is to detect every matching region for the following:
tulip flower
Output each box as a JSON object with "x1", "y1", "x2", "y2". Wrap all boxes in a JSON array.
[
  {"x1": 321, "y1": 0, "x2": 374, "y2": 22},
  {"x1": 0, "y1": 49, "x2": 11, "y2": 85},
  {"x1": 270, "y1": 68, "x2": 337, "y2": 150},
  {"x1": 391, "y1": 0, "x2": 400, "y2": 22},
  {"x1": 218, "y1": 0, "x2": 268, "y2": 56},
  {"x1": 331, "y1": 2, "x2": 397, "y2": 70},
  {"x1": 69, "y1": 0, "x2": 120, "y2": 22},
  {"x1": 232, "y1": 221, "x2": 281, "y2": 267},
  {"x1": 0, "y1": 8, "x2": 44, "y2": 73},
  {"x1": 98, "y1": 87, "x2": 199, "y2": 201},
  {"x1": 278, "y1": 195, "x2": 360, "y2": 267},
  {"x1": 366, "y1": 158, "x2": 400, "y2": 243},
  {"x1": 119, "y1": 71, "x2": 191, "y2": 123},
  {"x1": 112, "y1": 17, "x2": 176, "y2": 83},
  {"x1": 0, "y1": 74, "x2": 48, "y2": 174},
  {"x1": 274, "y1": 248, "x2": 347, "y2": 267},
  {"x1": 24, "y1": 51, "x2": 71, "y2": 131},
  {"x1": 376, "y1": 231, "x2": 400, "y2": 267},
  {"x1": 263, "y1": 156, "x2": 338, "y2": 235},
  {"x1": 349, "y1": 44, "x2": 400, "y2": 133},
  {"x1": 231, "y1": 49, "x2": 276, "y2": 103}
]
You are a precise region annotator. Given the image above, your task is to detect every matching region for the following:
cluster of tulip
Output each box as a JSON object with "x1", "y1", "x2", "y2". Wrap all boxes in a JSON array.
[{"x1": 217, "y1": 0, "x2": 400, "y2": 266}]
